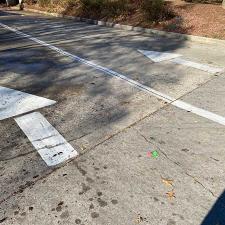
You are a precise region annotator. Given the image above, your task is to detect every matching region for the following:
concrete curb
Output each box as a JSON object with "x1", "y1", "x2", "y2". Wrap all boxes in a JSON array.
[{"x1": 11, "y1": 6, "x2": 225, "y2": 46}]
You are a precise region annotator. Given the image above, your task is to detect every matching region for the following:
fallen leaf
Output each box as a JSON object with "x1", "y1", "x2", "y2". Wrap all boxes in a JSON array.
[
  {"x1": 166, "y1": 190, "x2": 176, "y2": 200},
  {"x1": 135, "y1": 214, "x2": 143, "y2": 224},
  {"x1": 162, "y1": 178, "x2": 173, "y2": 187},
  {"x1": 80, "y1": 145, "x2": 86, "y2": 151}
]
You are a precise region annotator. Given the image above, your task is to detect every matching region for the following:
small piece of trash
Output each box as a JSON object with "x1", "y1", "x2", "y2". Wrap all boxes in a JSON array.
[
  {"x1": 147, "y1": 150, "x2": 159, "y2": 158},
  {"x1": 152, "y1": 150, "x2": 159, "y2": 158}
]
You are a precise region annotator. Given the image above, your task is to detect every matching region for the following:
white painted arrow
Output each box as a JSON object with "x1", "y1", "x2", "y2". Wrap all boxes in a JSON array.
[
  {"x1": 138, "y1": 49, "x2": 181, "y2": 62},
  {"x1": 138, "y1": 49, "x2": 224, "y2": 74},
  {"x1": 0, "y1": 86, "x2": 56, "y2": 120},
  {"x1": 0, "y1": 86, "x2": 78, "y2": 166}
]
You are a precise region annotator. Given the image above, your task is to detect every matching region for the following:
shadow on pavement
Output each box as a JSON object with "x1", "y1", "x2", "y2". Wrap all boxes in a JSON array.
[
  {"x1": 0, "y1": 9, "x2": 188, "y2": 203},
  {"x1": 0, "y1": 9, "x2": 21, "y2": 17}
]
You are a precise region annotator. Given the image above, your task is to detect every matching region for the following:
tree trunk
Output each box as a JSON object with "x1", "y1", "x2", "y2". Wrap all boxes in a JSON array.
[{"x1": 223, "y1": 0, "x2": 225, "y2": 9}]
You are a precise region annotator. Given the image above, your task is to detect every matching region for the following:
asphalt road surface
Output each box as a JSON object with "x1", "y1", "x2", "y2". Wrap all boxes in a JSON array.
[{"x1": 1, "y1": 9, "x2": 225, "y2": 225}]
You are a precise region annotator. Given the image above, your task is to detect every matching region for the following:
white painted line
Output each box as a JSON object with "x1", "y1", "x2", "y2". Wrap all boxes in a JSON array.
[
  {"x1": 15, "y1": 112, "x2": 78, "y2": 166},
  {"x1": 172, "y1": 100, "x2": 225, "y2": 126},
  {"x1": 0, "y1": 86, "x2": 56, "y2": 120},
  {"x1": 2, "y1": 22, "x2": 225, "y2": 126},
  {"x1": 138, "y1": 49, "x2": 181, "y2": 62},
  {"x1": 138, "y1": 49, "x2": 224, "y2": 74},
  {"x1": 171, "y1": 58, "x2": 224, "y2": 74}
]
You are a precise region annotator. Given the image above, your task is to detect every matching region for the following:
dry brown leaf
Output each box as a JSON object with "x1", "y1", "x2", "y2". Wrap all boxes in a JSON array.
[
  {"x1": 162, "y1": 178, "x2": 173, "y2": 187},
  {"x1": 166, "y1": 190, "x2": 176, "y2": 200},
  {"x1": 80, "y1": 145, "x2": 86, "y2": 151},
  {"x1": 135, "y1": 214, "x2": 144, "y2": 224}
]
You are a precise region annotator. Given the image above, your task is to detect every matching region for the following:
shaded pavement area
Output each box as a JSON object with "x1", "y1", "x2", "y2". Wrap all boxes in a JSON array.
[{"x1": 0, "y1": 9, "x2": 225, "y2": 225}]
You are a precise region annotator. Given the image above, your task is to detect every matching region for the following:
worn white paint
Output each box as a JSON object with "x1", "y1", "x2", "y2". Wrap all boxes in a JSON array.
[
  {"x1": 0, "y1": 86, "x2": 56, "y2": 120},
  {"x1": 15, "y1": 112, "x2": 78, "y2": 166},
  {"x1": 138, "y1": 49, "x2": 181, "y2": 62},
  {"x1": 172, "y1": 100, "x2": 225, "y2": 126},
  {"x1": 171, "y1": 58, "x2": 224, "y2": 74},
  {"x1": 138, "y1": 49, "x2": 224, "y2": 74},
  {"x1": 2, "y1": 22, "x2": 225, "y2": 126}
]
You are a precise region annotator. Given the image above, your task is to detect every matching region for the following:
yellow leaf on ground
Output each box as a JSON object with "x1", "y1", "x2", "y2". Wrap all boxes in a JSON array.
[
  {"x1": 162, "y1": 178, "x2": 173, "y2": 187},
  {"x1": 166, "y1": 190, "x2": 176, "y2": 200}
]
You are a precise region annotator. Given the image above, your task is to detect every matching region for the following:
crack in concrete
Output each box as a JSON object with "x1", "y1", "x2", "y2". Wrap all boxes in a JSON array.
[
  {"x1": 185, "y1": 172, "x2": 216, "y2": 197},
  {"x1": 0, "y1": 150, "x2": 34, "y2": 162},
  {"x1": 135, "y1": 129, "x2": 217, "y2": 198}
]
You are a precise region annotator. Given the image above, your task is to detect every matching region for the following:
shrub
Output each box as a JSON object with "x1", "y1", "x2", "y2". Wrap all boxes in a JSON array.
[
  {"x1": 79, "y1": 0, "x2": 130, "y2": 18},
  {"x1": 141, "y1": 0, "x2": 174, "y2": 21},
  {"x1": 24, "y1": 0, "x2": 175, "y2": 22},
  {"x1": 184, "y1": 0, "x2": 222, "y2": 3},
  {"x1": 38, "y1": 0, "x2": 52, "y2": 7},
  {"x1": 102, "y1": 0, "x2": 130, "y2": 17},
  {"x1": 80, "y1": 0, "x2": 103, "y2": 16}
]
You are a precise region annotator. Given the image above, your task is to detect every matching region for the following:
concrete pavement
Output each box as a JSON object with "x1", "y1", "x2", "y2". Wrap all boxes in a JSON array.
[{"x1": 0, "y1": 9, "x2": 225, "y2": 225}]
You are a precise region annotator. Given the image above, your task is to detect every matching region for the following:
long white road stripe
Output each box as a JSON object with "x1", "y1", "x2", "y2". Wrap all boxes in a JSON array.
[
  {"x1": 172, "y1": 100, "x2": 225, "y2": 125},
  {"x1": 0, "y1": 86, "x2": 56, "y2": 120},
  {"x1": 2, "y1": 22, "x2": 225, "y2": 126},
  {"x1": 15, "y1": 112, "x2": 78, "y2": 166},
  {"x1": 171, "y1": 58, "x2": 224, "y2": 74}
]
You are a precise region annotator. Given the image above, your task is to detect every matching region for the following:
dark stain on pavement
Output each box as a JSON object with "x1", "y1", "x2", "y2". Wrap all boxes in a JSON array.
[
  {"x1": 97, "y1": 198, "x2": 107, "y2": 207},
  {"x1": 111, "y1": 199, "x2": 118, "y2": 205},
  {"x1": 56, "y1": 201, "x2": 64, "y2": 212},
  {"x1": 58, "y1": 201, "x2": 64, "y2": 206},
  {"x1": 75, "y1": 218, "x2": 82, "y2": 224},
  {"x1": 89, "y1": 203, "x2": 94, "y2": 210},
  {"x1": 97, "y1": 191, "x2": 102, "y2": 197},
  {"x1": 91, "y1": 212, "x2": 99, "y2": 218},
  {"x1": 167, "y1": 219, "x2": 176, "y2": 225},
  {"x1": 79, "y1": 183, "x2": 91, "y2": 195},
  {"x1": 86, "y1": 177, "x2": 94, "y2": 183},
  {"x1": 43, "y1": 84, "x2": 85, "y2": 99},
  {"x1": 56, "y1": 206, "x2": 62, "y2": 212},
  {"x1": 172, "y1": 213, "x2": 184, "y2": 220},
  {"x1": 0, "y1": 217, "x2": 7, "y2": 223},
  {"x1": 74, "y1": 162, "x2": 87, "y2": 176},
  {"x1": 20, "y1": 212, "x2": 26, "y2": 216},
  {"x1": 14, "y1": 211, "x2": 19, "y2": 215},
  {"x1": 60, "y1": 210, "x2": 69, "y2": 219}
]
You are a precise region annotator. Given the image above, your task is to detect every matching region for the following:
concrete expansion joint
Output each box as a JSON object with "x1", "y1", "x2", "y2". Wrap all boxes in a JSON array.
[
  {"x1": 135, "y1": 129, "x2": 217, "y2": 198},
  {"x1": 0, "y1": 150, "x2": 34, "y2": 162}
]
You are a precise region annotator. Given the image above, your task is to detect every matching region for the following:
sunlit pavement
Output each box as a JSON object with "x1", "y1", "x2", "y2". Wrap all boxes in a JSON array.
[{"x1": 0, "y1": 9, "x2": 225, "y2": 225}]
